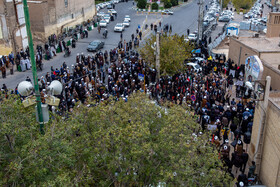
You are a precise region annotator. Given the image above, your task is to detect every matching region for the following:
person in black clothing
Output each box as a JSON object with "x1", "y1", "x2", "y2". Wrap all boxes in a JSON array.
[{"x1": 241, "y1": 150, "x2": 249, "y2": 173}]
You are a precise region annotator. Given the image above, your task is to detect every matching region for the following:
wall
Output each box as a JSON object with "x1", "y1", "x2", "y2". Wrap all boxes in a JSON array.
[
  {"x1": 266, "y1": 12, "x2": 280, "y2": 38},
  {"x1": 28, "y1": 0, "x2": 96, "y2": 43},
  {"x1": 228, "y1": 37, "x2": 258, "y2": 66},
  {"x1": 228, "y1": 38, "x2": 280, "y2": 90},
  {"x1": 29, "y1": 1, "x2": 48, "y2": 43},
  {"x1": 0, "y1": 0, "x2": 26, "y2": 53},
  {"x1": 249, "y1": 97, "x2": 280, "y2": 187}
]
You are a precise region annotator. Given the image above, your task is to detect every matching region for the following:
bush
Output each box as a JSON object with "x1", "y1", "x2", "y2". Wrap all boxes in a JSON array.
[
  {"x1": 164, "y1": 1, "x2": 172, "y2": 8},
  {"x1": 137, "y1": 0, "x2": 147, "y2": 9},
  {"x1": 151, "y1": 2, "x2": 159, "y2": 10}
]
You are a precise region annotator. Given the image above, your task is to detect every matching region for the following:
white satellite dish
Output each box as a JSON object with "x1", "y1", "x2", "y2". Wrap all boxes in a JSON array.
[
  {"x1": 48, "y1": 80, "x2": 63, "y2": 95},
  {"x1": 18, "y1": 81, "x2": 33, "y2": 96}
]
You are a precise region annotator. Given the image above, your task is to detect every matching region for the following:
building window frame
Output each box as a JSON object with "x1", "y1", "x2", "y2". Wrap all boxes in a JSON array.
[{"x1": 65, "y1": 0, "x2": 68, "y2": 8}]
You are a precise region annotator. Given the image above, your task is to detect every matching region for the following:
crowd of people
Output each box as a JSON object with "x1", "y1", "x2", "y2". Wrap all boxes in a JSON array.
[{"x1": 1, "y1": 20, "x2": 258, "y2": 186}]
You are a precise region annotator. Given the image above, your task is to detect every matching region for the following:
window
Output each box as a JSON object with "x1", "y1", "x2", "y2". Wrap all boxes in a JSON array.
[
  {"x1": 274, "y1": 15, "x2": 280, "y2": 24},
  {"x1": 65, "y1": 0, "x2": 68, "y2": 7}
]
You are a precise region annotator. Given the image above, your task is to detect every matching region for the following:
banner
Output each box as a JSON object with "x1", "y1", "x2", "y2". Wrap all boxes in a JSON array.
[{"x1": 245, "y1": 56, "x2": 264, "y2": 83}]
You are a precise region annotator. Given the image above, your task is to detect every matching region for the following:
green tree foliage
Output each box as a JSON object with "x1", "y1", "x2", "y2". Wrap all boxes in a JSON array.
[
  {"x1": 222, "y1": 0, "x2": 230, "y2": 9},
  {"x1": 164, "y1": 0, "x2": 172, "y2": 8},
  {"x1": 139, "y1": 34, "x2": 193, "y2": 76},
  {"x1": 171, "y1": 0, "x2": 179, "y2": 6},
  {"x1": 137, "y1": 0, "x2": 147, "y2": 9},
  {"x1": 151, "y1": 2, "x2": 159, "y2": 10},
  {"x1": 0, "y1": 93, "x2": 231, "y2": 186},
  {"x1": 232, "y1": 0, "x2": 254, "y2": 10}
]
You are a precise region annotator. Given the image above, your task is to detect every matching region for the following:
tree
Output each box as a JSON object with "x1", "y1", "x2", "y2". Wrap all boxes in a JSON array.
[
  {"x1": 151, "y1": 2, "x2": 159, "y2": 10},
  {"x1": 137, "y1": 0, "x2": 147, "y2": 9},
  {"x1": 0, "y1": 93, "x2": 231, "y2": 186},
  {"x1": 164, "y1": 0, "x2": 172, "y2": 8},
  {"x1": 139, "y1": 33, "x2": 193, "y2": 76},
  {"x1": 170, "y1": 0, "x2": 178, "y2": 6}
]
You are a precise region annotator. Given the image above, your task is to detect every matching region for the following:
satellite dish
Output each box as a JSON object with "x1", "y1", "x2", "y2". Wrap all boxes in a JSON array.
[
  {"x1": 18, "y1": 81, "x2": 33, "y2": 96},
  {"x1": 48, "y1": 80, "x2": 63, "y2": 95}
]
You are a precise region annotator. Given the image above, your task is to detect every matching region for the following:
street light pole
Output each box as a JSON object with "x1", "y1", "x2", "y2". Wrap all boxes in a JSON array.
[
  {"x1": 23, "y1": 0, "x2": 44, "y2": 134},
  {"x1": 156, "y1": 31, "x2": 160, "y2": 82}
]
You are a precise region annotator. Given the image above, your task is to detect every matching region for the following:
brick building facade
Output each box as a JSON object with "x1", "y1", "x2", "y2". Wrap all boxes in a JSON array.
[
  {"x1": 0, "y1": 0, "x2": 28, "y2": 55},
  {"x1": 28, "y1": 0, "x2": 96, "y2": 44}
]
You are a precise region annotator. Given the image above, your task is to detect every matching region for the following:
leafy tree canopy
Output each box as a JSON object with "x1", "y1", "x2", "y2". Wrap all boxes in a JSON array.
[
  {"x1": 137, "y1": 0, "x2": 147, "y2": 9},
  {"x1": 139, "y1": 33, "x2": 193, "y2": 76},
  {"x1": 0, "y1": 93, "x2": 231, "y2": 186}
]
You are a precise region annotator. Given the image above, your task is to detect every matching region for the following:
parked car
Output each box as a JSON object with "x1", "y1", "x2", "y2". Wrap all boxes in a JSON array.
[
  {"x1": 87, "y1": 40, "x2": 104, "y2": 52},
  {"x1": 104, "y1": 16, "x2": 110, "y2": 23},
  {"x1": 124, "y1": 15, "x2": 131, "y2": 22},
  {"x1": 99, "y1": 20, "x2": 107, "y2": 27},
  {"x1": 123, "y1": 20, "x2": 130, "y2": 27},
  {"x1": 187, "y1": 33, "x2": 198, "y2": 41},
  {"x1": 108, "y1": 9, "x2": 117, "y2": 15},
  {"x1": 114, "y1": 23, "x2": 125, "y2": 32},
  {"x1": 162, "y1": 9, "x2": 174, "y2": 15},
  {"x1": 186, "y1": 62, "x2": 202, "y2": 73},
  {"x1": 107, "y1": 3, "x2": 113, "y2": 9},
  {"x1": 97, "y1": 12, "x2": 105, "y2": 17},
  {"x1": 112, "y1": 0, "x2": 119, "y2": 4},
  {"x1": 219, "y1": 15, "x2": 231, "y2": 22}
]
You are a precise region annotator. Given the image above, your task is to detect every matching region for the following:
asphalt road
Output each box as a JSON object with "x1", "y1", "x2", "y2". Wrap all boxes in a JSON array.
[{"x1": 1, "y1": 0, "x2": 208, "y2": 89}]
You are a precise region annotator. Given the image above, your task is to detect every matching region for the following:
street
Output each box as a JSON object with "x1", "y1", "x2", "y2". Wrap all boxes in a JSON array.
[{"x1": 1, "y1": 0, "x2": 208, "y2": 89}]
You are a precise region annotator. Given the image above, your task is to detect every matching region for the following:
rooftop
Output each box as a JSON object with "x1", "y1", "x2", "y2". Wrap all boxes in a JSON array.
[{"x1": 236, "y1": 35, "x2": 280, "y2": 52}]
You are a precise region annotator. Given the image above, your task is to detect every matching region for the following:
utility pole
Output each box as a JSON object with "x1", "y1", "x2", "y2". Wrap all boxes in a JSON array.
[
  {"x1": 254, "y1": 76, "x2": 271, "y2": 175},
  {"x1": 156, "y1": 31, "x2": 160, "y2": 82},
  {"x1": 23, "y1": 0, "x2": 44, "y2": 134},
  {"x1": 197, "y1": 0, "x2": 204, "y2": 45}
]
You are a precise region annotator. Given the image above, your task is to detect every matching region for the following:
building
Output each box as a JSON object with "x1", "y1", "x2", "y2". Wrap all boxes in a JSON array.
[
  {"x1": 266, "y1": 12, "x2": 280, "y2": 38},
  {"x1": 28, "y1": 0, "x2": 96, "y2": 44},
  {"x1": 0, "y1": 0, "x2": 28, "y2": 55},
  {"x1": 0, "y1": 0, "x2": 96, "y2": 54},
  {"x1": 249, "y1": 91, "x2": 280, "y2": 187},
  {"x1": 228, "y1": 12, "x2": 280, "y2": 90}
]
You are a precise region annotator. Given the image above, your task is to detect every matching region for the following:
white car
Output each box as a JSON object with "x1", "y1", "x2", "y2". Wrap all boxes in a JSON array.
[
  {"x1": 114, "y1": 23, "x2": 125, "y2": 32},
  {"x1": 187, "y1": 33, "x2": 197, "y2": 41},
  {"x1": 99, "y1": 20, "x2": 107, "y2": 27},
  {"x1": 104, "y1": 16, "x2": 110, "y2": 23},
  {"x1": 186, "y1": 63, "x2": 202, "y2": 73},
  {"x1": 123, "y1": 20, "x2": 130, "y2": 27},
  {"x1": 162, "y1": 10, "x2": 174, "y2": 15},
  {"x1": 108, "y1": 9, "x2": 117, "y2": 15},
  {"x1": 124, "y1": 15, "x2": 131, "y2": 22},
  {"x1": 97, "y1": 12, "x2": 105, "y2": 17}
]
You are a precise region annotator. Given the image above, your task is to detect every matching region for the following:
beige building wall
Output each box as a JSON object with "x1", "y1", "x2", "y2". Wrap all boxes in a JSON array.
[
  {"x1": 228, "y1": 37, "x2": 258, "y2": 66},
  {"x1": 266, "y1": 12, "x2": 280, "y2": 38},
  {"x1": 0, "y1": 0, "x2": 27, "y2": 54},
  {"x1": 249, "y1": 95, "x2": 280, "y2": 187},
  {"x1": 261, "y1": 60, "x2": 280, "y2": 90},
  {"x1": 29, "y1": 0, "x2": 96, "y2": 43},
  {"x1": 228, "y1": 38, "x2": 280, "y2": 90}
]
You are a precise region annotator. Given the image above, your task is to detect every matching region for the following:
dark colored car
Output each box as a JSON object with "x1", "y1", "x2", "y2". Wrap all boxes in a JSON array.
[{"x1": 87, "y1": 40, "x2": 104, "y2": 52}]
